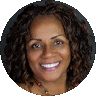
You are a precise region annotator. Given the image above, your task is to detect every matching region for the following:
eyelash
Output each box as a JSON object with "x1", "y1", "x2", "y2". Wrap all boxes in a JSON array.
[
  {"x1": 54, "y1": 40, "x2": 64, "y2": 45},
  {"x1": 32, "y1": 40, "x2": 64, "y2": 49}
]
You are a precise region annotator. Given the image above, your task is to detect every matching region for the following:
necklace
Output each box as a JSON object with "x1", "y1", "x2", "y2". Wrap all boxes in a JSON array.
[{"x1": 33, "y1": 76, "x2": 55, "y2": 96}]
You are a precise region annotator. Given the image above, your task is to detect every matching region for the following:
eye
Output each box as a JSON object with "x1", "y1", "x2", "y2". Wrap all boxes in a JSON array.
[
  {"x1": 54, "y1": 40, "x2": 64, "y2": 45},
  {"x1": 32, "y1": 43, "x2": 41, "y2": 48}
]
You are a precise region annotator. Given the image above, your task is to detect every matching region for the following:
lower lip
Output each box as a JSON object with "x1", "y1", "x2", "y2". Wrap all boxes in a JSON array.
[{"x1": 40, "y1": 62, "x2": 61, "y2": 71}]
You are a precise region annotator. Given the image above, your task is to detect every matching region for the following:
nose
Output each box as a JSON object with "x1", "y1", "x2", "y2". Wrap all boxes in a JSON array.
[{"x1": 41, "y1": 46, "x2": 55, "y2": 59}]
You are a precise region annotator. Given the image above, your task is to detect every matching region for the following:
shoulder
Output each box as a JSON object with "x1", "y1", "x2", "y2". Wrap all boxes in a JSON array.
[
  {"x1": 18, "y1": 83, "x2": 26, "y2": 89},
  {"x1": 17, "y1": 78, "x2": 35, "y2": 92},
  {"x1": 18, "y1": 83, "x2": 31, "y2": 92}
]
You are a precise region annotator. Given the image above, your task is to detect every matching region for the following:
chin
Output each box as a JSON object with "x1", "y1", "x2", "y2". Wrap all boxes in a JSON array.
[{"x1": 41, "y1": 73, "x2": 62, "y2": 82}]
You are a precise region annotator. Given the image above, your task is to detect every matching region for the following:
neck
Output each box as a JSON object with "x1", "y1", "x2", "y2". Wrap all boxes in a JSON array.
[{"x1": 33, "y1": 72, "x2": 67, "y2": 95}]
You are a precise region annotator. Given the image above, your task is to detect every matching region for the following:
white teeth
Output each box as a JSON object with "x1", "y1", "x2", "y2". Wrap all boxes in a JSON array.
[{"x1": 41, "y1": 62, "x2": 59, "y2": 68}]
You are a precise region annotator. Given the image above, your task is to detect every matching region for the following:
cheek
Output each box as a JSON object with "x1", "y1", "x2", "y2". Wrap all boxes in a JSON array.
[
  {"x1": 61, "y1": 47, "x2": 71, "y2": 60},
  {"x1": 26, "y1": 50, "x2": 41, "y2": 63},
  {"x1": 60, "y1": 48, "x2": 71, "y2": 70}
]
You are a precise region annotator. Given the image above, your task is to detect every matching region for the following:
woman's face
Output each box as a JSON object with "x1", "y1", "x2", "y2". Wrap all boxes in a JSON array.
[{"x1": 26, "y1": 15, "x2": 71, "y2": 82}]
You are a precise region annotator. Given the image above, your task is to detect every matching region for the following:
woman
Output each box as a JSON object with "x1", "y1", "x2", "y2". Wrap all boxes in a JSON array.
[{"x1": 4, "y1": 1, "x2": 92, "y2": 95}]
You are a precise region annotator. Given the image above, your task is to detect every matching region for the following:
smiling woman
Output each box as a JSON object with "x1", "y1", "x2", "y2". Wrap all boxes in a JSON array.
[
  {"x1": 3, "y1": 1, "x2": 93, "y2": 96},
  {"x1": 25, "y1": 14, "x2": 71, "y2": 94}
]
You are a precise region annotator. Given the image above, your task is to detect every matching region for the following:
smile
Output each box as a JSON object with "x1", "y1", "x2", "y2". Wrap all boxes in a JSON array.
[{"x1": 40, "y1": 61, "x2": 61, "y2": 71}]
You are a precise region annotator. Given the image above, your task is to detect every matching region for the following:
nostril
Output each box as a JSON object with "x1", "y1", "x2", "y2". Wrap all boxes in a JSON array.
[{"x1": 41, "y1": 53, "x2": 53, "y2": 59}]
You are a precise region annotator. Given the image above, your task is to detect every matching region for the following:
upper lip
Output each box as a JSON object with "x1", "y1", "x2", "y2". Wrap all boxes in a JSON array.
[{"x1": 40, "y1": 61, "x2": 60, "y2": 65}]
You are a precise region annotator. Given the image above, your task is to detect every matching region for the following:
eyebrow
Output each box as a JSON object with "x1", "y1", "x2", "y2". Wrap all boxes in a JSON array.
[{"x1": 27, "y1": 34, "x2": 64, "y2": 42}]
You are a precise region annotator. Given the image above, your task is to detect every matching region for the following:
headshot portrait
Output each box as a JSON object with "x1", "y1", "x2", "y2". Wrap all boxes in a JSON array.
[{"x1": 0, "y1": 0, "x2": 96, "y2": 96}]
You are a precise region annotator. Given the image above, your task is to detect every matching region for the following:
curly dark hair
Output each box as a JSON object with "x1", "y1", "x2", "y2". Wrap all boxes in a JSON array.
[{"x1": 4, "y1": 1, "x2": 92, "y2": 92}]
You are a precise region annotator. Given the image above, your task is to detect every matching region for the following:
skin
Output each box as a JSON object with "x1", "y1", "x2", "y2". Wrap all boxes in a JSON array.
[{"x1": 25, "y1": 14, "x2": 71, "y2": 95}]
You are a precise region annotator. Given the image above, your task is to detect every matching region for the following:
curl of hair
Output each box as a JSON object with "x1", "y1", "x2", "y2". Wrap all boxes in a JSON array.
[{"x1": 4, "y1": 2, "x2": 92, "y2": 92}]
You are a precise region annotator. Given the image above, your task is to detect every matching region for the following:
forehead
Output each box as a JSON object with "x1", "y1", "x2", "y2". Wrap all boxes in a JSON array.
[
  {"x1": 31, "y1": 14, "x2": 61, "y2": 25},
  {"x1": 27, "y1": 14, "x2": 65, "y2": 39}
]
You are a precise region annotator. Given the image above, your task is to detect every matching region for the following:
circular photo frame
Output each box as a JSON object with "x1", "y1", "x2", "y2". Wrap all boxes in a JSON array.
[{"x1": 0, "y1": 0, "x2": 96, "y2": 96}]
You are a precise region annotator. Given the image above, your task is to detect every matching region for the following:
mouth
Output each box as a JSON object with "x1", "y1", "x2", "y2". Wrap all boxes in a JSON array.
[{"x1": 40, "y1": 61, "x2": 61, "y2": 71}]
